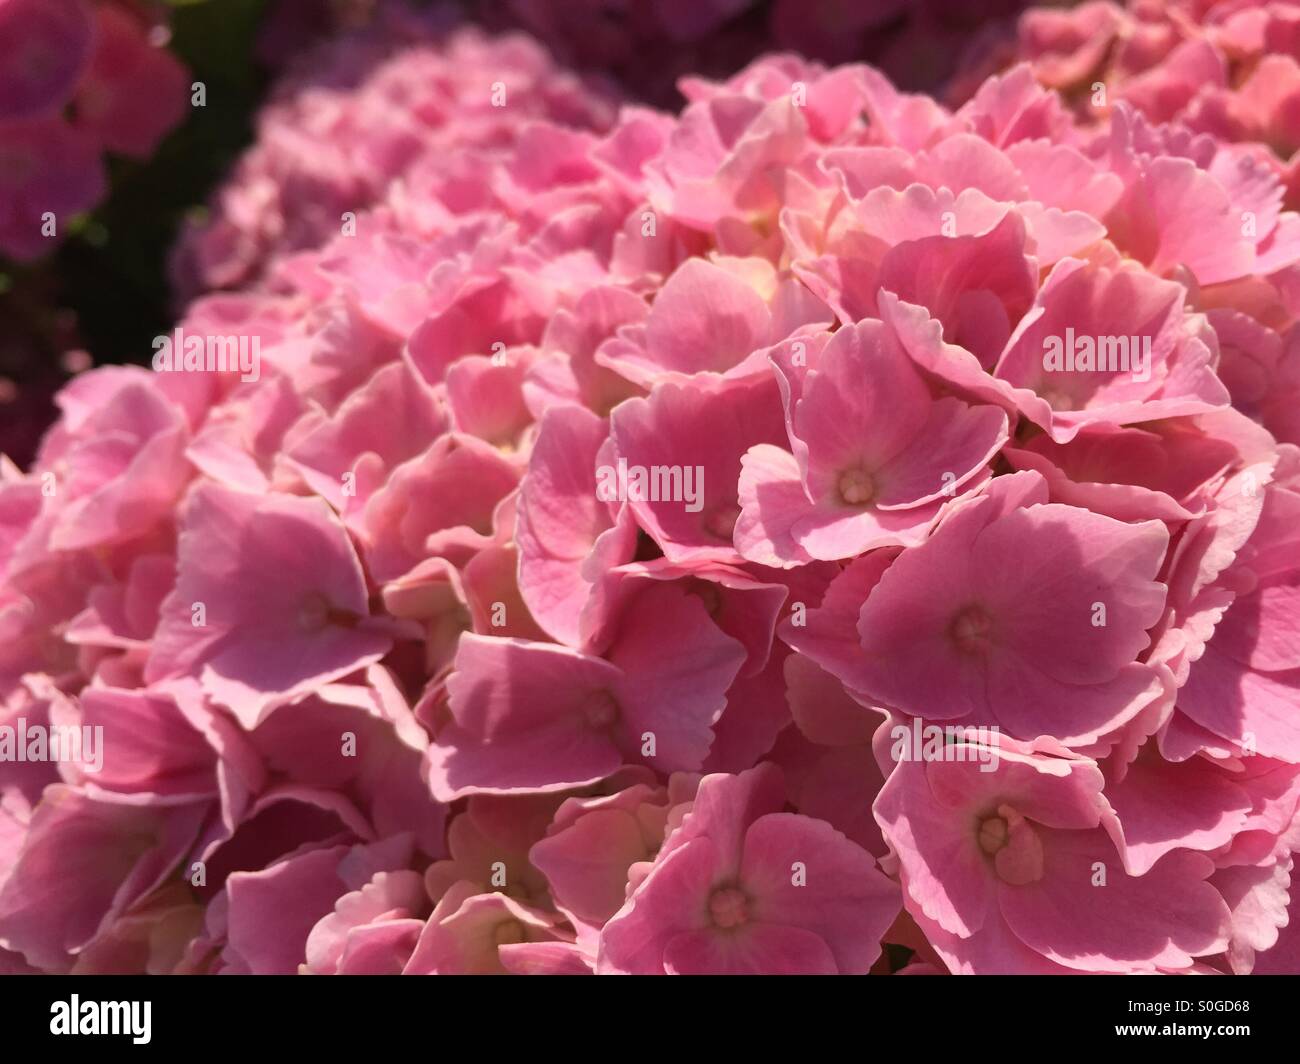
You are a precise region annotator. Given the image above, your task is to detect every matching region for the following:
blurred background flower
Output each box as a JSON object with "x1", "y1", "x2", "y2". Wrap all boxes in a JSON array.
[{"x1": 1, "y1": 0, "x2": 265, "y2": 467}]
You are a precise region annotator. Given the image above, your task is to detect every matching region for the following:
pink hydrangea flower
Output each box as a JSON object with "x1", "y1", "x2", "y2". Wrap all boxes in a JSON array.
[
  {"x1": 146, "y1": 483, "x2": 398, "y2": 726},
  {"x1": 788, "y1": 470, "x2": 1171, "y2": 745},
  {"x1": 736, "y1": 318, "x2": 1008, "y2": 564},
  {"x1": 876, "y1": 728, "x2": 1232, "y2": 974},
  {"x1": 599, "y1": 765, "x2": 900, "y2": 974}
]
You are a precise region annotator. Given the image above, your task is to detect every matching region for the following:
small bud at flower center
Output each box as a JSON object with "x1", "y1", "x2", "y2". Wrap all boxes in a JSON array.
[
  {"x1": 708, "y1": 887, "x2": 750, "y2": 929},
  {"x1": 978, "y1": 815, "x2": 1009, "y2": 854},
  {"x1": 950, "y1": 606, "x2": 993, "y2": 652},
  {"x1": 582, "y1": 690, "x2": 620, "y2": 729},
  {"x1": 838, "y1": 468, "x2": 876, "y2": 506}
]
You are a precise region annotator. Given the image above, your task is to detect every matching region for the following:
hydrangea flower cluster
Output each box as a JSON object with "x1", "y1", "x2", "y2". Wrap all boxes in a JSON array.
[
  {"x1": 172, "y1": 10, "x2": 617, "y2": 298},
  {"x1": 3, "y1": 7, "x2": 1300, "y2": 975},
  {"x1": 1003, "y1": 0, "x2": 1300, "y2": 209},
  {"x1": 0, "y1": 0, "x2": 190, "y2": 260}
]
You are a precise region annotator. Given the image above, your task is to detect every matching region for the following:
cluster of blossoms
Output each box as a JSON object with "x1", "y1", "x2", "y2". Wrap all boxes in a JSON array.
[
  {"x1": 3, "y1": 4, "x2": 1300, "y2": 975},
  {"x1": 175, "y1": 0, "x2": 1032, "y2": 299},
  {"x1": 172, "y1": 8, "x2": 617, "y2": 299},
  {"x1": 995, "y1": 0, "x2": 1300, "y2": 209},
  {"x1": 0, "y1": 0, "x2": 190, "y2": 260}
]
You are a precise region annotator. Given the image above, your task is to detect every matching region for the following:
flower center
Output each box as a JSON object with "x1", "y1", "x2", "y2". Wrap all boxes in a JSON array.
[
  {"x1": 977, "y1": 815, "x2": 1009, "y2": 855},
  {"x1": 837, "y1": 468, "x2": 876, "y2": 506},
  {"x1": 708, "y1": 887, "x2": 750, "y2": 929},
  {"x1": 949, "y1": 606, "x2": 992, "y2": 653},
  {"x1": 581, "y1": 690, "x2": 620, "y2": 729},
  {"x1": 978, "y1": 805, "x2": 1045, "y2": 886}
]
